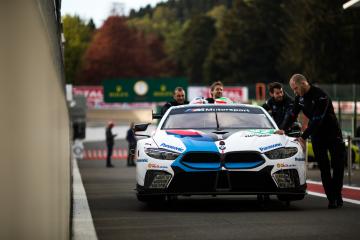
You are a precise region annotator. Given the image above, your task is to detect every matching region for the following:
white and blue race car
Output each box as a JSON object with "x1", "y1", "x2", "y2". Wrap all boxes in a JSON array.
[{"x1": 135, "y1": 104, "x2": 306, "y2": 203}]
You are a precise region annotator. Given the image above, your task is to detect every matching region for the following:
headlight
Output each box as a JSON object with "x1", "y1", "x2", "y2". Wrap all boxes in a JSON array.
[
  {"x1": 265, "y1": 147, "x2": 298, "y2": 159},
  {"x1": 145, "y1": 148, "x2": 180, "y2": 160}
]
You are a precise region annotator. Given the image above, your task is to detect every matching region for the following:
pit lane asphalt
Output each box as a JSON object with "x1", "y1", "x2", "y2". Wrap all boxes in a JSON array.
[{"x1": 77, "y1": 159, "x2": 360, "y2": 240}]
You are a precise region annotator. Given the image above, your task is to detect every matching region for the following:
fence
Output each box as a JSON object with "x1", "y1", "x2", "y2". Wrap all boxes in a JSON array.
[
  {"x1": 346, "y1": 136, "x2": 360, "y2": 185},
  {"x1": 306, "y1": 136, "x2": 360, "y2": 186}
]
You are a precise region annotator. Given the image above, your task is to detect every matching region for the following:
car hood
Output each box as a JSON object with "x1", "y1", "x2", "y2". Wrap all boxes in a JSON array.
[{"x1": 152, "y1": 129, "x2": 295, "y2": 154}]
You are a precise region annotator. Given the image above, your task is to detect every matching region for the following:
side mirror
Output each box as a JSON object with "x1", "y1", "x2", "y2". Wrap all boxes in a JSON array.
[
  {"x1": 133, "y1": 123, "x2": 151, "y2": 137},
  {"x1": 152, "y1": 111, "x2": 162, "y2": 120},
  {"x1": 286, "y1": 122, "x2": 302, "y2": 138},
  {"x1": 287, "y1": 130, "x2": 301, "y2": 138},
  {"x1": 134, "y1": 123, "x2": 150, "y2": 132}
]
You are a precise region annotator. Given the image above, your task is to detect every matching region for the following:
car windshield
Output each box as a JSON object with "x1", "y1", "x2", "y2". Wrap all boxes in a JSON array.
[{"x1": 162, "y1": 106, "x2": 275, "y2": 130}]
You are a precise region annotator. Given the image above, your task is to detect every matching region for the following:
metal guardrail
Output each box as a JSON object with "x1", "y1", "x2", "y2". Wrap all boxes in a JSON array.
[
  {"x1": 348, "y1": 136, "x2": 360, "y2": 185},
  {"x1": 347, "y1": 136, "x2": 352, "y2": 185},
  {"x1": 306, "y1": 136, "x2": 360, "y2": 186}
]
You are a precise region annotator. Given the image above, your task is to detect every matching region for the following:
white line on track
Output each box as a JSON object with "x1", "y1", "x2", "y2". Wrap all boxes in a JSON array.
[
  {"x1": 306, "y1": 180, "x2": 360, "y2": 205},
  {"x1": 307, "y1": 191, "x2": 360, "y2": 205},
  {"x1": 73, "y1": 157, "x2": 98, "y2": 240}
]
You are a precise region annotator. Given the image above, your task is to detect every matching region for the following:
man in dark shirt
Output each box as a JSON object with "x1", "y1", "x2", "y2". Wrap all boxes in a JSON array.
[
  {"x1": 105, "y1": 121, "x2": 117, "y2": 168},
  {"x1": 161, "y1": 87, "x2": 189, "y2": 115},
  {"x1": 281, "y1": 74, "x2": 345, "y2": 209},
  {"x1": 126, "y1": 122, "x2": 137, "y2": 166},
  {"x1": 262, "y1": 82, "x2": 294, "y2": 130},
  {"x1": 206, "y1": 81, "x2": 224, "y2": 103}
]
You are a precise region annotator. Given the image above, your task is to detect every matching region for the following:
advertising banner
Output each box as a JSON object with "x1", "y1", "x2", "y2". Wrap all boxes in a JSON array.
[
  {"x1": 103, "y1": 78, "x2": 188, "y2": 103},
  {"x1": 72, "y1": 86, "x2": 154, "y2": 109}
]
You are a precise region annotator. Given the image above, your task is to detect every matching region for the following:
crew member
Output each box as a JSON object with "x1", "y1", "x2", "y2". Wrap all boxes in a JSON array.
[
  {"x1": 126, "y1": 122, "x2": 137, "y2": 166},
  {"x1": 262, "y1": 82, "x2": 294, "y2": 129},
  {"x1": 161, "y1": 87, "x2": 189, "y2": 115},
  {"x1": 105, "y1": 121, "x2": 117, "y2": 168},
  {"x1": 206, "y1": 81, "x2": 224, "y2": 103},
  {"x1": 281, "y1": 74, "x2": 345, "y2": 209}
]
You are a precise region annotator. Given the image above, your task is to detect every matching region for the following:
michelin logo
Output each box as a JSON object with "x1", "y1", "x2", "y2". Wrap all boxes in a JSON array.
[
  {"x1": 160, "y1": 143, "x2": 184, "y2": 152},
  {"x1": 259, "y1": 143, "x2": 282, "y2": 152}
]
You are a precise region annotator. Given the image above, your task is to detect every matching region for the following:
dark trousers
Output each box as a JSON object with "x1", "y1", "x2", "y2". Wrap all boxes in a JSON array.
[
  {"x1": 127, "y1": 144, "x2": 136, "y2": 166},
  {"x1": 106, "y1": 144, "x2": 113, "y2": 166},
  {"x1": 312, "y1": 136, "x2": 345, "y2": 201}
]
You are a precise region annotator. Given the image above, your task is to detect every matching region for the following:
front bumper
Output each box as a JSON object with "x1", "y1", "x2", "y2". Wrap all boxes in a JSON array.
[{"x1": 137, "y1": 166, "x2": 306, "y2": 196}]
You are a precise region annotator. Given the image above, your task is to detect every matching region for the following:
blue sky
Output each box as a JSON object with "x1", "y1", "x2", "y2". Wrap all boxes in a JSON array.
[{"x1": 61, "y1": 0, "x2": 164, "y2": 27}]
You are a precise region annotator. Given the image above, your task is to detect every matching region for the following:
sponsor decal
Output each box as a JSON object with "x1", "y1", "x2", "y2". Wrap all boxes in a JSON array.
[
  {"x1": 219, "y1": 140, "x2": 226, "y2": 151},
  {"x1": 137, "y1": 159, "x2": 148, "y2": 163},
  {"x1": 277, "y1": 163, "x2": 296, "y2": 168},
  {"x1": 259, "y1": 143, "x2": 282, "y2": 152},
  {"x1": 166, "y1": 130, "x2": 215, "y2": 142},
  {"x1": 185, "y1": 108, "x2": 206, "y2": 112},
  {"x1": 148, "y1": 163, "x2": 168, "y2": 169},
  {"x1": 185, "y1": 108, "x2": 250, "y2": 113},
  {"x1": 160, "y1": 143, "x2": 184, "y2": 152},
  {"x1": 166, "y1": 130, "x2": 202, "y2": 137},
  {"x1": 249, "y1": 129, "x2": 275, "y2": 135},
  {"x1": 245, "y1": 134, "x2": 271, "y2": 138},
  {"x1": 295, "y1": 157, "x2": 305, "y2": 161}
]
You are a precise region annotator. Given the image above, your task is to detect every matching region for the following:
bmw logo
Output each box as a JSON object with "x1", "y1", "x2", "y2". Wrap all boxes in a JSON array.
[{"x1": 219, "y1": 141, "x2": 226, "y2": 150}]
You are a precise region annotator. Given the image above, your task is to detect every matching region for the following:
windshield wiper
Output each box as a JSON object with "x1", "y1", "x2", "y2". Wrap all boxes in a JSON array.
[{"x1": 212, "y1": 130, "x2": 229, "y2": 134}]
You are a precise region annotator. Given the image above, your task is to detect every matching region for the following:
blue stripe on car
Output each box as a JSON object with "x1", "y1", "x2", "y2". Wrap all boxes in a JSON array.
[{"x1": 169, "y1": 132, "x2": 220, "y2": 172}]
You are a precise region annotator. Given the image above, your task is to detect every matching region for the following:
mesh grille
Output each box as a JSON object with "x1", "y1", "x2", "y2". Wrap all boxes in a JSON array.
[
  {"x1": 225, "y1": 152, "x2": 264, "y2": 163},
  {"x1": 181, "y1": 152, "x2": 220, "y2": 163}
]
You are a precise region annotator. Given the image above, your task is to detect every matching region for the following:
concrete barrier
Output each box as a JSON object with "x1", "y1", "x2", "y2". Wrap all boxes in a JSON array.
[{"x1": 0, "y1": 1, "x2": 70, "y2": 239}]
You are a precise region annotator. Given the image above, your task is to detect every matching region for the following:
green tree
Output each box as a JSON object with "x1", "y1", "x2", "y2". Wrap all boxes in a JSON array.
[
  {"x1": 207, "y1": 4, "x2": 228, "y2": 30},
  {"x1": 180, "y1": 15, "x2": 216, "y2": 84},
  {"x1": 129, "y1": 0, "x2": 233, "y2": 22},
  {"x1": 203, "y1": 2, "x2": 244, "y2": 84},
  {"x1": 87, "y1": 18, "x2": 96, "y2": 31},
  {"x1": 205, "y1": 0, "x2": 286, "y2": 84},
  {"x1": 77, "y1": 16, "x2": 171, "y2": 85},
  {"x1": 127, "y1": 6, "x2": 184, "y2": 74},
  {"x1": 341, "y1": 8, "x2": 360, "y2": 83},
  {"x1": 278, "y1": 0, "x2": 345, "y2": 84},
  {"x1": 62, "y1": 15, "x2": 95, "y2": 84}
]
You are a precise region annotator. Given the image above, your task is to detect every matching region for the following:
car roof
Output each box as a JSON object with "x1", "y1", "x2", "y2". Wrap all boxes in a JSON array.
[
  {"x1": 157, "y1": 103, "x2": 277, "y2": 131},
  {"x1": 170, "y1": 103, "x2": 264, "y2": 110}
]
